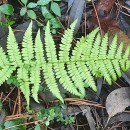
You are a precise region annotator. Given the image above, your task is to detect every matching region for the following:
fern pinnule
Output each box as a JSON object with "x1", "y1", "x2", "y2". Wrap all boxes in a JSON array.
[
  {"x1": 81, "y1": 28, "x2": 99, "y2": 60},
  {"x1": 45, "y1": 22, "x2": 57, "y2": 62},
  {"x1": 99, "y1": 33, "x2": 108, "y2": 59},
  {"x1": 99, "y1": 61, "x2": 112, "y2": 85},
  {"x1": 59, "y1": 20, "x2": 77, "y2": 61},
  {"x1": 17, "y1": 67, "x2": 30, "y2": 106},
  {"x1": 43, "y1": 64, "x2": 63, "y2": 102},
  {"x1": 0, "y1": 65, "x2": 14, "y2": 85},
  {"x1": 88, "y1": 33, "x2": 101, "y2": 76},
  {"x1": 7, "y1": 27, "x2": 22, "y2": 67},
  {"x1": 115, "y1": 42, "x2": 124, "y2": 59},
  {"x1": 67, "y1": 62, "x2": 85, "y2": 96},
  {"x1": 34, "y1": 29, "x2": 45, "y2": 67},
  {"x1": 107, "y1": 35, "x2": 118, "y2": 59},
  {"x1": 123, "y1": 45, "x2": 130, "y2": 59},
  {"x1": 104, "y1": 60, "x2": 117, "y2": 81},
  {"x1": 76, "y1": 62, "x2": 97, "y2": 91},
  {"x1": 54, "y1": 63, "x2": 81, "y2": 96},
  {"x1": 0, "y1": 48, "x2": 9, "y2": 67},
  {"x1": 90, "y1": 33, "x2": 101, "y2": 59},
  {"x1": 22, "y1": 21, "x2": 34, "y2": 65},
  {"x1": 71, "y1": 37, "x2": 86, "y2": 60},
  {"x1": 30, "y1": 64, "x2": 41, "y2": 103}
]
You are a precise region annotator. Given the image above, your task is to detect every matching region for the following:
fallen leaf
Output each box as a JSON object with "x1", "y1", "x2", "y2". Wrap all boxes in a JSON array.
[
  {"x1": 106, "y1": 87, "x2": 130, "y2": 119},
  {"x1": 96, "y1": 0, "x2": 116, "y2": 14}
]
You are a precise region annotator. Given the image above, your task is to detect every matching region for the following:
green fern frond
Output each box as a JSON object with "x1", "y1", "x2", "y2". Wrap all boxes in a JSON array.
[
  {"x1": 1, "y1": 20, "x2": 130, "y2": 106},
  {"x1": 22, "y1": 21, "x2": 34, "y2": 65}
]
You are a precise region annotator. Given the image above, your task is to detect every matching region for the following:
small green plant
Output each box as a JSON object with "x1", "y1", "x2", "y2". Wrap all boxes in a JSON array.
[
  {"x1": 0, "y1": 20, "x2": 130, "y2": 107},
  {"x1": 36, "y1": 106, "x2": 75, "y2": 126},
  {"x1": 0, "y1": 4, "x2": 14, "y2": 15},
  {"x1": 0, "y1": 16, "x2": 15, "y2": 27},
  {"x1": 19, "y1": 0, "x2": 62, "y2": 32}
]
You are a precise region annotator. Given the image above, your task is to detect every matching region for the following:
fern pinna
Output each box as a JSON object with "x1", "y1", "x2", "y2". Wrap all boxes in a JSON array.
[{"x1": 0, "y1": 21, "x2": 130, "y2": 106}]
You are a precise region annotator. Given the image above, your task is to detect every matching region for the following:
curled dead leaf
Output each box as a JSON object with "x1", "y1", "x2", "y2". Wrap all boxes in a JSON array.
[{"x1": 106, "y1": 87, "x2": 130, "y2": 119}]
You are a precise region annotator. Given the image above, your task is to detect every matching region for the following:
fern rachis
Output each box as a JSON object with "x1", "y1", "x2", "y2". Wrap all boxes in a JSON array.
[{"x1": 0, "y1": 21, "x2": 130, "y2": 106}]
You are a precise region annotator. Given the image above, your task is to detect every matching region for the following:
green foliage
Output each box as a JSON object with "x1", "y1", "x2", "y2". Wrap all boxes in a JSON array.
[
  {"x1": 19, "y1": 0, "x2": 62, "y2": 32},
  {"x1": 36, "y1": 106, "x2": 75, "y2": 126},
  {"x1": 1, "y1": 119, "x2": 26, "y2": 130},
  {"x1": 0, "y1": 20, "x2": 130, "y2": 106},
  {"x1": 0, "y1": 16, "x2": 15, "y2": 27},
  {"x1": 0, "y1": 4, "x2": 14, "y2": 15}
]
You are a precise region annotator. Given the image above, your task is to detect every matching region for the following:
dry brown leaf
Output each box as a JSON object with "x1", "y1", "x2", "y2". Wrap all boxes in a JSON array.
[
  {"x1": 96, "y1": 0, "x2": 116, "y2": 13},
  {"x1": 108, "y1": 27, "x2": 130, "y2": 50},
  {"x1": 106, "y1": 87, "x2": 130, "y2": 119}
]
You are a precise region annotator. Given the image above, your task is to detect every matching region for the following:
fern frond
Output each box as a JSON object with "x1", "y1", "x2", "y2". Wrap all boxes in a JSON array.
[
  {"x1": 7, "y1": 27, "x2": 22, "y2": 67},
  {"x1": 1, "y1": 20, "x2": 130, "y2": 106},
  {"x1": 17, "y1": 67, "x2": 30, "y2": 106},
  {"x1": 21, "y1": 21, "x2": 34, "y2": 65}
]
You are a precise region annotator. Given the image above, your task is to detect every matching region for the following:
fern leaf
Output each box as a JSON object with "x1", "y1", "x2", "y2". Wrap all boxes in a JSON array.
[
  {"x1": 76, "y1": 62, "x2": 97, "y2": 91},
  {"x1": 99, "y1": 61, "x2": 112, "y2": 85},
  {"x1": 59, "y1": 20, "x2": 77, "y2": 61},
  {"x1": 112, "y1": 59, "x2": 121, "y2": 77},
  {"x1": 22, "y1": 21, "x2": 34, "y2": 65},
  {"x1": 90, "y1": 33, "x2": 101, "y2": 59},
  {"x1": 30, "y1": 64, "x2": 41, "y2": 103},
  {"x1": 115, "y1": 42, "x2": 124, "y2": 59},
  {"x1": 34, "y1": 29, "x2": 46, "y2": 67},
  {"x1": 123, "y1": 45, "x2": 130, "y2": 59},
  {"x1": 45, "y1": 22, "x2": 57, "y2": 62},
  {"x1": 0, "y1": 65, "x2": 14, "y2": 85},
  {"x1": 71, "y1": 37, "x2": 86, "y2": 61},
  {"x1": 104, "y1": 60, "x2": 117, "y2": 81},
  {"x1": 17, "y1": 67, "x2": 30, "y2": 106},
  {"x1": 0, "y1": 48, "x2": 9, "y2": 68},
  {"x1": 67, "y1": 62, "x2": 85, "y2": 97},
  {"x1": 88, "y1": 33, "x2": 101, "y2": 76},
  {"x1": 108, "y1": 35, "x2": 118, "y2": 59},
  {"x1": 43, "y1": 64, "x2": 63, "y2": 102},
  {"x1": 7, "y1": 27, "x2": 22, "y2": 67},
  {"x1": 99, "y1": 33, "x2": 108, "y2": 59},
  {"x1": 82, "y1": 28, "x2": 99, "y2": 60},
  {"x1": 54, "y1": 63, "x2": 81, "y2": 96}
]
